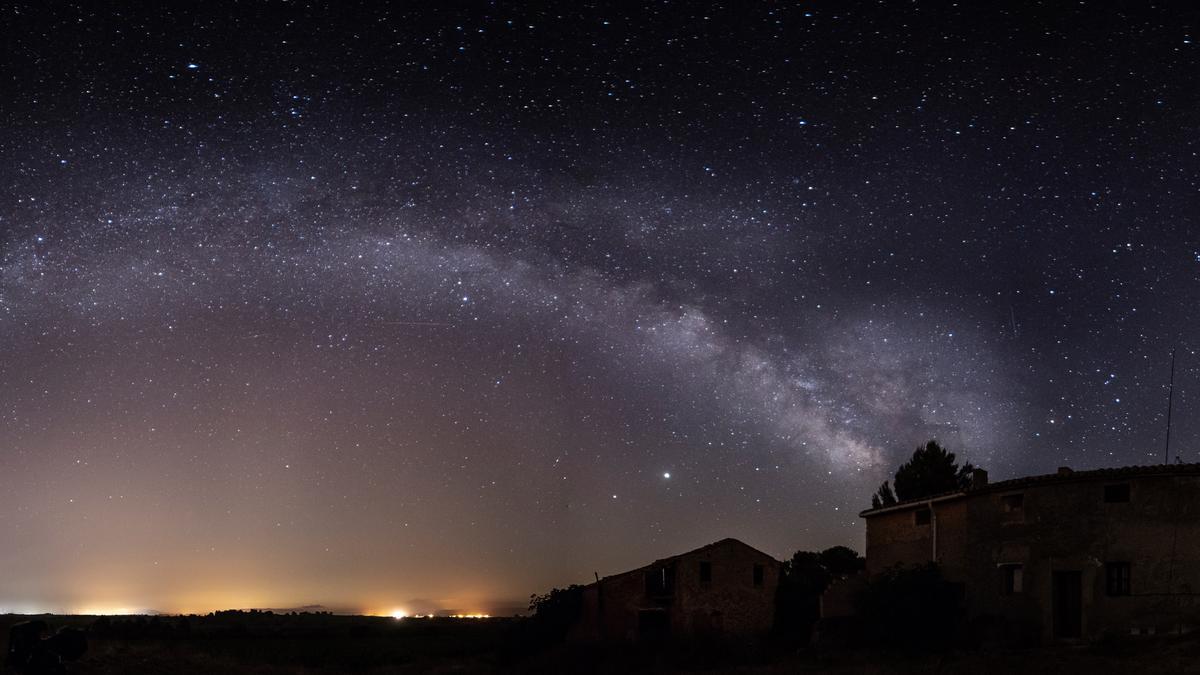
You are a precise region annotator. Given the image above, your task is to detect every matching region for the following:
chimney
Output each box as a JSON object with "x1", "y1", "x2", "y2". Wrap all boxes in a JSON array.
[
  {"x1": 1057, "y1": 466, "x2": 1073, "y2": 475},
  {"x1": 971, "y1": 468, "x2": 988, "y2": 488}
]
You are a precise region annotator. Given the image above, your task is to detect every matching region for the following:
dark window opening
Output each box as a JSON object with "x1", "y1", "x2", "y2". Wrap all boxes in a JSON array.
[
  {"x1": 699, "y1": 561, "x2": 712, "y2": 585},
  {"x1": 753, "y1": 564, "x2": 764, "y2": 588},
  {"x1": 645, "y1": 563, "x2": 676, "y2": 597},
  {"x1": 1104, "y1": 483, "x2": 1130, "y2": 503},
  {"x1": 1001, "y1": 564, "x2": 1024, "y2": 594},
  {"x1": 1001, "y1": 493, "x2": 1024, "y2": 512},
  {"x1": 1106, "y1": 562, "x2": 1131, "y2": 596},
  {"x1": 914, "y1": 508, "x2": 931, "y2": 525}
]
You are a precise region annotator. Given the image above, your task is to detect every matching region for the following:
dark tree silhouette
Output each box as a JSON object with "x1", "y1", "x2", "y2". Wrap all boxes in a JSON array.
[
  {"x1": 526, "y1": 584, "x2": 585, "y2": 643},
  {"x1": 817, "y1": 545, "x2": 866, "y2": 577},
  {"x1": 871, "y1": 480, "x2": 896, "y2": 509},
  {"x1": 872, "y1": 440, "x2": 976, "y2": 507},
  {"x1": 775, "y1": 546, "x2": 865, "y2": 642}
]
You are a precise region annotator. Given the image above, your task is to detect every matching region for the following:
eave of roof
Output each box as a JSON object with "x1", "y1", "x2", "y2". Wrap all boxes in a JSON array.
[{"x1": 857, "y1": 490, "x2": 967, "y2": 518}]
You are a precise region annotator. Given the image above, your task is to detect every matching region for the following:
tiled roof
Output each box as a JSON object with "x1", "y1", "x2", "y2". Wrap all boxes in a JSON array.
[
  {"x1": 859, "y1": 463, "x2": 1200, "y2": 517},
  {"x1": 984, "y1": 462, "x2": 1200, "y2": 491}
]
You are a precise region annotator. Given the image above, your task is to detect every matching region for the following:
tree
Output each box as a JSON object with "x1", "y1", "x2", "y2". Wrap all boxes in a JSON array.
[
  {"x1": 775, "y1": 546, "x2": 865, "y2": 642},
  {"x1": 872, "y1": 440, "x2": 976, "y2": 507},
  {"x1": 871, "y1": 481, "x2": 896, "y2": 509},
  {"x1": 504, "y1": 584, "x2": 586, "y2": 662},
  {"x1": 526, "y1": 584, "x2": 585, "y2": 643},
  {"x1": 818, "y1": 545, "x2": 866, "y2": 577}
]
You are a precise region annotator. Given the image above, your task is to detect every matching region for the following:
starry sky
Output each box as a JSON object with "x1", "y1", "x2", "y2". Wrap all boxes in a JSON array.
[{"x1": 1, "y1": 2, "x2": 1198, "y2": 616}]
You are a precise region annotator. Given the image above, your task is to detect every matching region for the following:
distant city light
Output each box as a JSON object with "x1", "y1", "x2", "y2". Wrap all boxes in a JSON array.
[
  {"x1": 73, "y1": 605, "x2": 139, "y2": 616},
  {"x1": 390, "y1": 609, "x2": 409, "y2": 619}
]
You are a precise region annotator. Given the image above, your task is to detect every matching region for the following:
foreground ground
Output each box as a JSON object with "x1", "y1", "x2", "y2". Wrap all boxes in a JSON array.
[{"x1": 5, "y1": 613, "x2": 1200, "y2": 673}]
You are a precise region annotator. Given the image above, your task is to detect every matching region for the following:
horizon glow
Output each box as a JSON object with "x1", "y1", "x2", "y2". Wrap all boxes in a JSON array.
[{"x1": 2, "y1": 3, "x2": 1197, "y2": 613}]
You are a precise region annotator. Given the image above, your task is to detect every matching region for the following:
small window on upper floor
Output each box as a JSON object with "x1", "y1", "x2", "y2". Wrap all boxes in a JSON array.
[
  {"x1": 914, "y1": 508, "x2": 931, "y2": 526},
  {"x1": 1001, "y1": 493, "x2": 1024, "y2": 512},
  {"x1": 753, "y1": 564, "x2": 764, "y2": 588},
  {"x1": 1104, "y1": 483, "x2": 1130, "y2": 503},
  {"x1": 700, "y1": 561, "x2": 712, "y2": 585},
  {"x1": 645, "y1": 563, "x2": 676, "y2": 597}
]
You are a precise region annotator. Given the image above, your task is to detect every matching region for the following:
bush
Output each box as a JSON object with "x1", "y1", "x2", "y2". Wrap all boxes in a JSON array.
[
  {"x1": 856, "y1": 563, "x2": 963, "y2": 651},
  {"x1": 527, "y1": 584, "x2": 585, "y2": 643}
]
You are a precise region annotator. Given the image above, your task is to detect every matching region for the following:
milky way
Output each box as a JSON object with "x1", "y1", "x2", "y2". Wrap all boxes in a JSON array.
[{"x1": 1, "y1": 2, "x2": 1198, "y2": 614}]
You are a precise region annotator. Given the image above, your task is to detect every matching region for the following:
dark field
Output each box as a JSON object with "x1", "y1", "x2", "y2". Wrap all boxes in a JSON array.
[
  {"x1": 6, "y1": 613, "x2": 1200, "y2": 674},
  {"x1": 2, "y1": 613, "x2": 511, "y2": 674}
]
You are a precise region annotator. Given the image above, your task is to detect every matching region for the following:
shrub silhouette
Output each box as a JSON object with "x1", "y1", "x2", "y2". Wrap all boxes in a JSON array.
[
  {"x1": 527, "y1": 584, "x2": 585, "y2": 644},
  {"x1": 856, "y1": 563, "x2": 963, "y2": 651}
]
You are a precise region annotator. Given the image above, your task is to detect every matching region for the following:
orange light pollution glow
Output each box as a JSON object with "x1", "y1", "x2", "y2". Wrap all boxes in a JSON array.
[{"x1": 0, "y1": 555, "x2": 522, "y2": 617}]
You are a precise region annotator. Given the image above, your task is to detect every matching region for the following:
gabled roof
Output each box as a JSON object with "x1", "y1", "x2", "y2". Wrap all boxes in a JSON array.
[
  {"x1": 648, "y1": 537, "x2": 777, "y2": 565},
  {"x1": 598, "y1": 538, "x2": 779, "y2": 583},
  {"x1": 859, "y1": 462, "x2": 1200, "y2": 518}
]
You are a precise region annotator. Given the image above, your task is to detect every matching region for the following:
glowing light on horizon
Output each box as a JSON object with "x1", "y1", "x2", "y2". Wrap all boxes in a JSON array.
[
  {"x1": 73, "y1": 606, "x2": 140, "y2": 616},
  {"x1": 390, "y1": 609, "x2": 409, "y2": 619}
]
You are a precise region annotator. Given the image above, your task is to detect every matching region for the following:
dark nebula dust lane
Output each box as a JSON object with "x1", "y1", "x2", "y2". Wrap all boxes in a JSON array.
[{"x1": 1, "y1": 2, "x2": 1198, "y2": 614}]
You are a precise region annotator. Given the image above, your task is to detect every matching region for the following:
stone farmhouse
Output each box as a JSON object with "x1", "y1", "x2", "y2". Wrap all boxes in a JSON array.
[
  {"x1": 569, "y1": 538, "x2": 781, "y2": 643},
  {"x1": 859, "y1": 463, "x2": 1200, "y2": 640}
]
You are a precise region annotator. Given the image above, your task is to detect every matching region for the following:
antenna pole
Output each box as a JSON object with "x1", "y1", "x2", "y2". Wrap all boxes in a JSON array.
[{"x1": 1164, "y1": 347, "x2": 1177, "y2": 464}]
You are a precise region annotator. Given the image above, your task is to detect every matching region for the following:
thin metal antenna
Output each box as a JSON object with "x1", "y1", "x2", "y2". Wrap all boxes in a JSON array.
[{"x1": 1164, "y1": 347, "x2": 1177, "y2": 464}]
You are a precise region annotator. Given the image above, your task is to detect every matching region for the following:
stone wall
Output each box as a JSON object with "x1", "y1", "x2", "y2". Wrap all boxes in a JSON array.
[
  {"x1": 863, "y1": 497, "x2": 967, "y2": 576},
  {"x1": 864, "y1": 470, "x2": 1200, "y2": 641},
  {"x1": 572, "y1": 539, "x2": 780, "y2": 642}
]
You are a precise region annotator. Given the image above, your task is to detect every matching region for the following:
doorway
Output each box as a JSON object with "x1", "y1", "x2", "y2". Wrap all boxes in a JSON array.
[{"x1": 1052, "y1": 570, "x2": 1083, "y2": 638}]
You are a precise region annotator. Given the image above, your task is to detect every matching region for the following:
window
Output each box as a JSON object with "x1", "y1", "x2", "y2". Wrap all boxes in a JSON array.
[
  {"x1": 699, "y1": 561, "x2": 712, "y2": 585},
  {"x1": 1106, "y1": 562, "x2": 1131, "y2": 596},
  {"x1": 1001, "y1": 564, "x2": 1024, "y2": 594},
  {"x1": 914, "y1": 508, "x2": 931, "y2": 525},
  {"x1": 1001, "y1": 493, "x2": 1024, "y2": 512},
  {"x1": 645, "y1": 563, "x2": 675, "y2": 597},
  {"x1": 753, "y1": 564, "x2": 764, "y2": 587},
  {"x1": 1104, "y1": 483, "x2": 1130, "y2": 503}
]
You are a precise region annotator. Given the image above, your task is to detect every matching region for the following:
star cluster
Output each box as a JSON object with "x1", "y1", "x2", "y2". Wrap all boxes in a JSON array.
[{"x1": 0, "y1": 2, "x2": 1197, "y2": 614}]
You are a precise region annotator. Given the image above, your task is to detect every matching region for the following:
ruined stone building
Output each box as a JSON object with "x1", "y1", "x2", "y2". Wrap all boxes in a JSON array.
[
  {"x1": 860, "y1": 463, "x2": 1200, "y2": 640},
  {"x1": 569, "y1": 538, "x2": 780, "y2": 642}
]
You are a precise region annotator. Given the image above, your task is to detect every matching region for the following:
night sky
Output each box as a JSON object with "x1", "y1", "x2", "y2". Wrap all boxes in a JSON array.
[{"x1": 2, "y1": 2, "x2": 1198, "y2": 616}]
